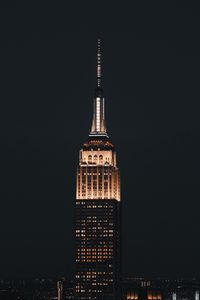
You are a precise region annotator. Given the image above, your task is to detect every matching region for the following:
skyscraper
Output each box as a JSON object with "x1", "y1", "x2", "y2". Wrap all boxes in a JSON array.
[{"x1": 74, "y1": 38, "x2": 122, "y2": 300}]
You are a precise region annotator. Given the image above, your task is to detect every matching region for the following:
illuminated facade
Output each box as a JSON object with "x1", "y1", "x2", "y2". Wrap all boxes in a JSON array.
[{"x1": 74, "y1": 38, "x2": 121, "y2": 300}]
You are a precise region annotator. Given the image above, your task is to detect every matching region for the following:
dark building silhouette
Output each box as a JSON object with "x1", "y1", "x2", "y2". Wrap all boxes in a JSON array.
[{"x1": 74, "y1": 38, "x2": 122, "y2": 300}]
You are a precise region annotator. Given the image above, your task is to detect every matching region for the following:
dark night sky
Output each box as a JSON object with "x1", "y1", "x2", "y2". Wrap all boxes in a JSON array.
[{"x1": 0, "y1": 1, "x2": 200, "y2": 279}]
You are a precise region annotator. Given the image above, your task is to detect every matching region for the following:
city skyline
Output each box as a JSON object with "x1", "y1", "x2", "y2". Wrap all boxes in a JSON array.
[{"x1": 0, "y1": 1, "x2": 200, "y2": 280}]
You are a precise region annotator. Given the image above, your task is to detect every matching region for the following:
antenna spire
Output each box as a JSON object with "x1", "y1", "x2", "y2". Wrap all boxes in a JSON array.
[
  {"x1": 90, "y1": 35, "x2": 108, "y2": 137},
  {"x1": 96, "y1": 36, "x2": 102, "y2": 88}
]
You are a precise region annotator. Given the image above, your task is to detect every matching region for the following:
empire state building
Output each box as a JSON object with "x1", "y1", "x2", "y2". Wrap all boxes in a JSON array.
[{"x1": 74, "y1": 38, "x2": 121, "y2": 300}]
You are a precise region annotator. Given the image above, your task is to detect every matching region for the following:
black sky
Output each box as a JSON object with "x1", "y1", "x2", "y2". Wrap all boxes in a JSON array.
[{"x1": 0, "y1": 1, "x2": 200, "y2": 279}]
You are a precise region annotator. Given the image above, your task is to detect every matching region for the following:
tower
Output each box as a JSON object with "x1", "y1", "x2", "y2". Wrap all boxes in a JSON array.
[
  {"x1": 172, "y1": 292, "x2": 176, "y2": 300},
  {"x1": 57, "y1": 280, "x2": 63, "y2": 300},
  {"x1": 74, "y1": 37, "x2": 121, "y2": 300},
  {"x1": 195, "y1": 290, "x2": 199, "y2": 300}
]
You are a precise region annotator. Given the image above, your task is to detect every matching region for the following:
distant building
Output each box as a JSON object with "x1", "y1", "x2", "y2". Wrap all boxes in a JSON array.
[
  {"x1": 123, "y1": 277, "x2": 163, "y2": 300},
  {"x1": 57, "y1": 280, "x2": 63, "y2": 300},
  {"x1": 74, "y1": 38, "x2": 121, "y2": 300},
  {"x1": 172, "y1": 292, "x2": 176, "y2": 300},
  {"x1": 125, "y1": 289, "x2": 162, "y2": 300},
  {"x1": 196, "y1": 290, "x2": 200, "y2": 300}
]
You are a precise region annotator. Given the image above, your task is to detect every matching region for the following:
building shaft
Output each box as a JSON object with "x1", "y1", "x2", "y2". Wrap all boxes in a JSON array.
[{"x1": 74, "y1": 38, "x2": 121, "y2": 300}]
